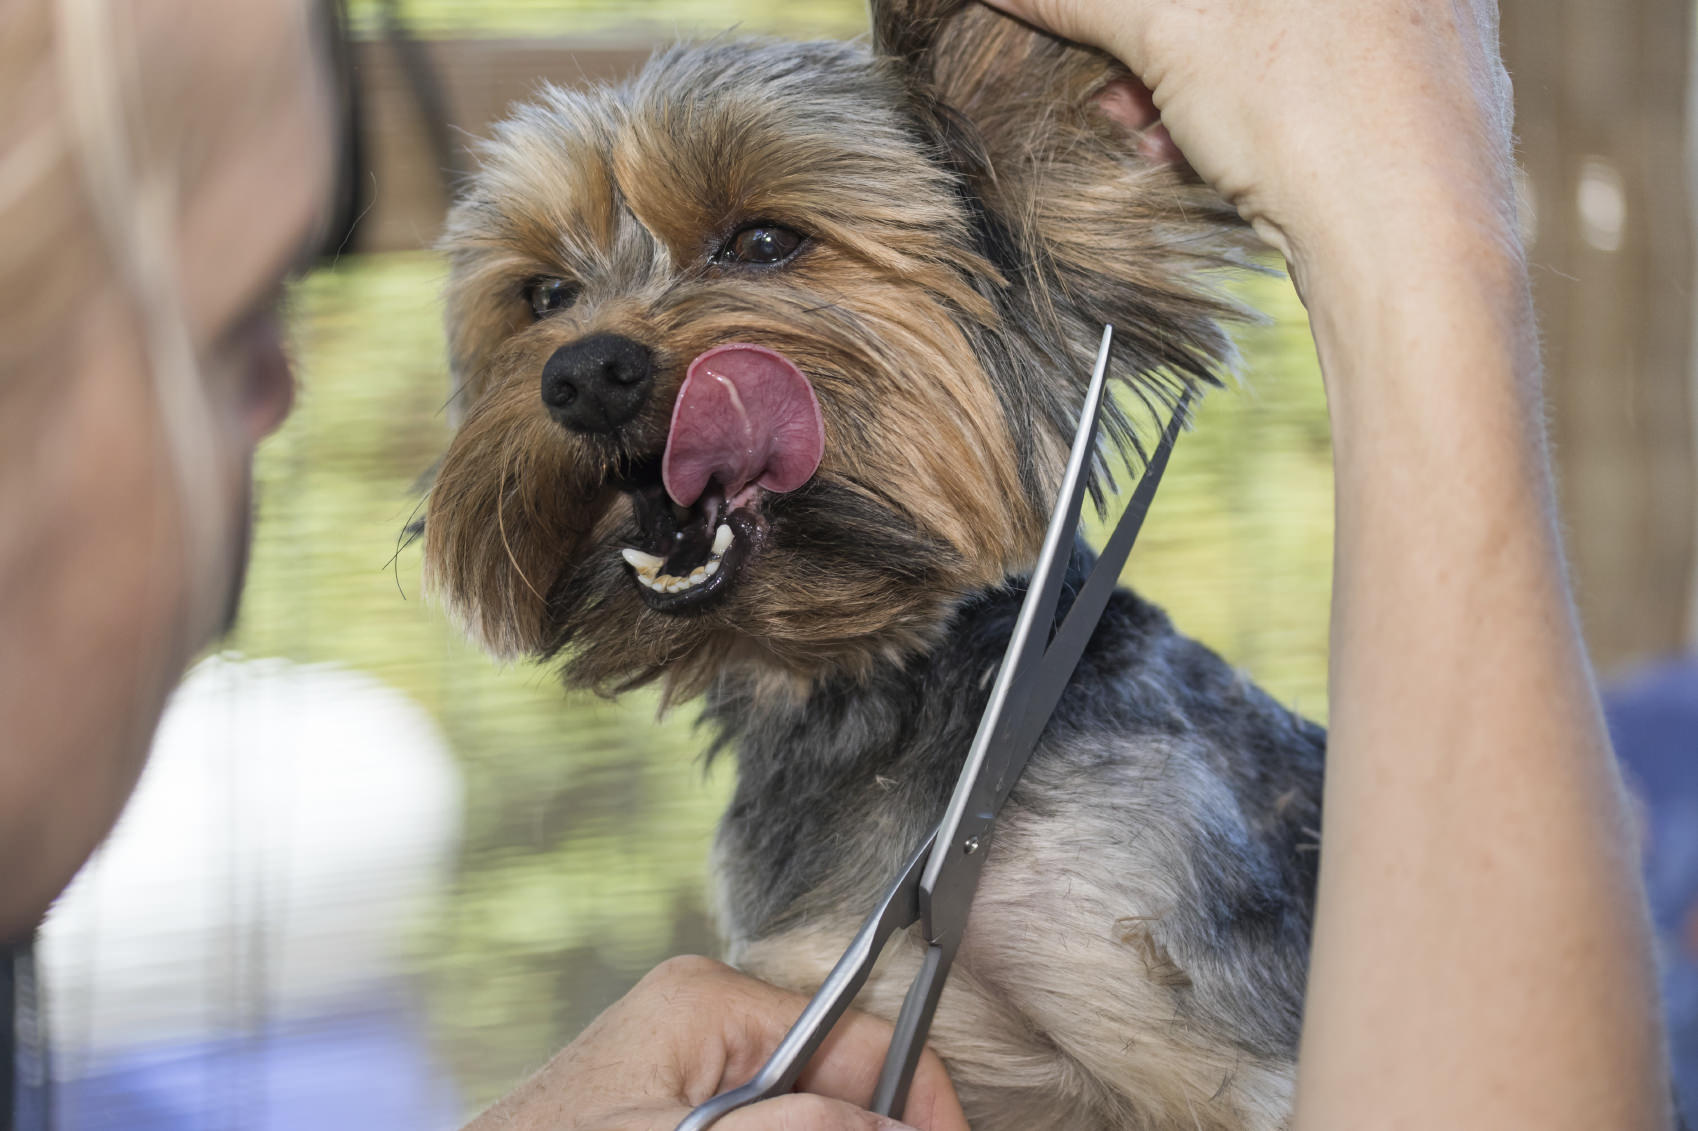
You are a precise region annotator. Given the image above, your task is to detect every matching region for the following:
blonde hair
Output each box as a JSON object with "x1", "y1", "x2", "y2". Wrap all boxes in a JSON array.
[
  {"x1": 0, "y1": 3, "x2": 99, "y2": 374},
  {"x1": 1, "y1": 0, "x2": 236, "y2": 625}
]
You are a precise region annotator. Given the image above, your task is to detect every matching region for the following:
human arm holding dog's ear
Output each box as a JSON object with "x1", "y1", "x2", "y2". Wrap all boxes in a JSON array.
[{"x1": 975, "y1": 0, "x2": 1672, "y2": 1128}]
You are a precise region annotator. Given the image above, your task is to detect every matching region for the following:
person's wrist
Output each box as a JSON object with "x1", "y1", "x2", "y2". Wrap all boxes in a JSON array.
[
  {"x1": 1281, "y1": 183, "x2": 1528, "y2": 325},
  {"x1": 1280, "y1": 187, "x2": 1539, "y2": 445}
]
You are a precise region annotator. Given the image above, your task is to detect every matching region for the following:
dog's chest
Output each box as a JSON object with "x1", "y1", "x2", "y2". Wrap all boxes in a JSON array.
[
  {"x1": 728, "y1": 802, "x2": 1301, "y2": 1131},
  {"x1": 700, "y1": 582, "x2": 1325, "y2": 1129}
]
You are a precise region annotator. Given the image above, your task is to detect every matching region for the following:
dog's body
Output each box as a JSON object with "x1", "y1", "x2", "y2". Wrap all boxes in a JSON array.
[
  {"x1": 715, "y1": 568, "x2": 1325, "y2": 1130},
  {"x1": 424, "y1": 2, "x2": 1327, "y2": 1126}
]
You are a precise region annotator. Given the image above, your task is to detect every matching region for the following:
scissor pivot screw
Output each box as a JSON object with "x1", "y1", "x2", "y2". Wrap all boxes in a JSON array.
[{"x1": 962, "y1": 836, "x2": 981, "y2": 855}]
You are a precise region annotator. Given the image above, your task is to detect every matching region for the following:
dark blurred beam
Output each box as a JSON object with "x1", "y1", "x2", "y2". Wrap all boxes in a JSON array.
[
  {"x1": 349, "y1": 37, "x2": 656, "y2": 253},
  {"x1": 1500, "y1": 0, "x2": 1697, "y2": 673}
]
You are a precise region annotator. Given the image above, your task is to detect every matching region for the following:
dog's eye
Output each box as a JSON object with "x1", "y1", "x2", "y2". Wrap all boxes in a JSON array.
[
  {"x1": 721, "y1": 224, "x2": 805, "y2": 266},
  {"x1": 524, "y1": 277, "x2": 581, "y2": 319}
]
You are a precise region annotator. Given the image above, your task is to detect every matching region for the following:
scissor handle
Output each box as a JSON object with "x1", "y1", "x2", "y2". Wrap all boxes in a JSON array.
[{"x1": 675, "y1": 832, "x2": 935, "y2": 1131}]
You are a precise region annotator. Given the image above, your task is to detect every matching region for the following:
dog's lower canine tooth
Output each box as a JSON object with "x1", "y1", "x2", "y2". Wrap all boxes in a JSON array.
[
  {"x1": 622, "y1": 547, "x2": 666, "y2": 573},
  {"x1": 712, "y1": 524, "x2": 733, "y2": 555}
]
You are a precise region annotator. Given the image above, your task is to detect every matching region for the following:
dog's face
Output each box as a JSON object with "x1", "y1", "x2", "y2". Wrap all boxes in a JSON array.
[{"x1": 425, "y1": 0, "x2": 1245, "y2": 695}]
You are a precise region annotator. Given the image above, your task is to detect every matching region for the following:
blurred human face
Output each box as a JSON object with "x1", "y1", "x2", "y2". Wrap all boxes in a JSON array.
[{"x1": 0, "y1": 0, "x2": 335, "y2": 942}]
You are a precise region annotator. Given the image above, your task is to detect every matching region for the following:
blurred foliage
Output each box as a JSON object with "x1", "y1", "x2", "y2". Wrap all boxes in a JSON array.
[
  {"x1": 239, "y1": 255, "x2": 729, "y2": 1108},
  {"x1": 348, "y1": 0, "x2": 868, "y2": 41},
  {"x1": 243, "y1": 251, "x2": 1329, "y2": 1115},
  {"x1": 1114, "y1": 275, "x2": 1335, "y2": 724}
]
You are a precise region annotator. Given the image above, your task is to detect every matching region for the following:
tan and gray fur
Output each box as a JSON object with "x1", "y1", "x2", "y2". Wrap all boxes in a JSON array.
[{"x1": 423, "y1": 1, "x2": 1327, "y2": 1127}]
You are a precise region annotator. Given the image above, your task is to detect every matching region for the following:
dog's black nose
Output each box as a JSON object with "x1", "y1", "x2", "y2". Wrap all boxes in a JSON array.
[{"x1": 540, "y1": 333, "x2": 654, "y2": 434}]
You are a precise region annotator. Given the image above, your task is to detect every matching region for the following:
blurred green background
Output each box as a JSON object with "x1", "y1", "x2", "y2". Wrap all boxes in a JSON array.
[{"x1": 223, "y1": 0, "x2": 1331, "y2": 1116}]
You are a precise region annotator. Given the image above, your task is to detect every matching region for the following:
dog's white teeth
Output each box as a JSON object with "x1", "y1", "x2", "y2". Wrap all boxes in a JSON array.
[
  {"x1": 621, "y1": 547, "x2": 665, "y2": 574},
  {"x1": 634, "y1": 568, "x2": 712, "y2": 595},
  {"x1": 625, "y1": 527, "x2": 737, "y2": 598}
]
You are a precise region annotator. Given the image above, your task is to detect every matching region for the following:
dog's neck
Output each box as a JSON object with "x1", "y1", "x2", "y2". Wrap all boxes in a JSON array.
[
  {"x1": 702, "y1": 565, "x2": 1329, "y2": 962},
  {"x1": 702, "y1": 552, "x2": 1126, "y2": 940}
]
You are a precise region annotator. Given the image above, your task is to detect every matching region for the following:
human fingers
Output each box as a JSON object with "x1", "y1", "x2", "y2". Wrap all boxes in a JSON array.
[
  {"x1": 716, "y1": 1093, "x2": 921, "y2": 1131},
  {"x1": 973, "y1": 0, "x2": 1146, "y2": 64},
  {"x1": 477, "y1": 956, "x2": 759, "y2": 1130},
  {"x1": 971, "y1": 0, "x2": 1517, "y2": 262},
  {"x1": 566, "y1": 957, "x2": 967, "y2": 1131},
  {"x1": 576, "y1": 1093, "x2": 918, "y2": 1131},
  {"x1": 702, "y1": 965, "x2": 969, "y2": 1131},
  {"x1": 791, "y1": 1007, "x2": 969, "y2": 1131}
]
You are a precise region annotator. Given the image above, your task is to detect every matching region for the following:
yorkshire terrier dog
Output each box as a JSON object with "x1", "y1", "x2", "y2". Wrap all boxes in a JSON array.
[{"x1": 423, "y1": 0, "x2": 1327, "y2": 1127}]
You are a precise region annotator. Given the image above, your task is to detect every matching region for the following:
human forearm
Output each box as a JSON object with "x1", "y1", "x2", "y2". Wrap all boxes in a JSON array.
[
  {"x1": 967, "y1": 0, "x2": 1670, "y2": 1119},
  {"x1": 1295, "y1": 223, "x2": 1669, "y2": 1129}
]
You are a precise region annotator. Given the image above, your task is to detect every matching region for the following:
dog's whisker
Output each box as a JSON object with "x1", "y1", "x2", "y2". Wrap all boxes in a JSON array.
[
  {"x1": 494, "y1": 442, "x2": 547, "y2": 609},
  {"x1": 437, "y1": 384, "x2": 470, "y2": 417}
]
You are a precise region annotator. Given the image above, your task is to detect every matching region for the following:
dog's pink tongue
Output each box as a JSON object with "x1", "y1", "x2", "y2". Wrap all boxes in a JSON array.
[{"x1": 662, "y1": 344, "x2": 824, "y2": 507}]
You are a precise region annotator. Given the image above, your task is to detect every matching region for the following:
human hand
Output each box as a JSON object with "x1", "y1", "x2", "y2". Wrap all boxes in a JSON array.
[
  {"x1": 975, "y1": 0, "x2": 1518, "y2": 273},
  {"x1": 463, "y1": 956, "x2": 971, "y2": 1131}
]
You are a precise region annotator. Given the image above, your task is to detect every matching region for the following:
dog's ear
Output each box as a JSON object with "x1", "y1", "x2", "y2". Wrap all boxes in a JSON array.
[
  {"x1": 871, "y1": 0, "x2": 1245, "y2": 394},
  {"x1": 871, "y1": 0, "x2": 1161, "y2": 160},
  {"x1": 869, "y1": 0, "x2": 966, "y2": 66}
]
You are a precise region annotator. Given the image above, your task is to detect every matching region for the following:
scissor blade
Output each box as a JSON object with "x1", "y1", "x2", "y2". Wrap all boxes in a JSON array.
[
  {"x1": 999, "y1": 386, "x2": 1191, "y2": 783},
  {"x1": 869, "y1": 938, "x2": 955, "y2": 1118},
  {"x1": 1002, "y1": 324, "x2": 1117, "y2": 698},
  {"x1": 918, "y1": 325, "x2": 1117, "y2": 935}
]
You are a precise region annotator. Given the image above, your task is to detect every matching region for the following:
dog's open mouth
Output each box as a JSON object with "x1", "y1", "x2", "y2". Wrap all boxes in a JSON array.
[
  {"x1": 616, "y1": 344, "x2": 823, "y2": 611},
  {"x1": 618, "y1": 464, "x2": 763, "y2": 609}
]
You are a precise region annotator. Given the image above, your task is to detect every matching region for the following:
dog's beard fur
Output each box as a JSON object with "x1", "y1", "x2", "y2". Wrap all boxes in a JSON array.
[{"x1": 424, "y1": 0, "x2": 1252, "y2": 701}]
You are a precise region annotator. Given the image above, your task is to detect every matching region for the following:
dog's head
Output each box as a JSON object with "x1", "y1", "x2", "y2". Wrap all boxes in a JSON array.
[{"x1": 424, "y1": 0, "x2": 1246, "y2": 696}]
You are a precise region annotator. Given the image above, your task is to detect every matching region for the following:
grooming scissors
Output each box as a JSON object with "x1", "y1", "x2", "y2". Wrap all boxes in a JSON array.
[{"x1": 677, "y1": 324, "x2": 1190, "y2": 1129}]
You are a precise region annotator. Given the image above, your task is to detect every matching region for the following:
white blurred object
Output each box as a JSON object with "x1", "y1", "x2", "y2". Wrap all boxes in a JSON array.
[{"x1": 40, "y1": 654, "x2": 463, "y2": 1059}]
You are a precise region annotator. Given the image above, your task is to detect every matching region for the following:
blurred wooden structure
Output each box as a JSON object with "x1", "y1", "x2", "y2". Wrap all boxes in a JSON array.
[
  {"x1": 351, "y1": 38, "x2": 652, "y2": 252},
  {"x1": 1501, "y1": 0, "x2": 1696, "y2": 673},
  {"x1": 351, "y1": 22, "x2": 1698, "y2": 673}
]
